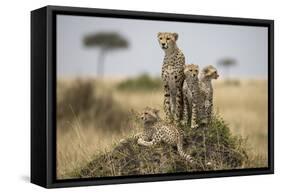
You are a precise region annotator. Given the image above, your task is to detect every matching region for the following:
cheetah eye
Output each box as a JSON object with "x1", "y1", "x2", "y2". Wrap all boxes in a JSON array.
[
  {"x1": 159, "y1": 37, "x2": 162, "y2": 40},
  {"x1": 189, "y1": 69, "x2": 192, "y2": 72},
  {"x1": 144, "y1": 112, "x2": 148, "y2": 115},
  {"x1": 166, "y1": 37, "x2": 170, "y2": 40},
  {"x1": 214, "y1": 71, "x2": 217, "y2": 74}
]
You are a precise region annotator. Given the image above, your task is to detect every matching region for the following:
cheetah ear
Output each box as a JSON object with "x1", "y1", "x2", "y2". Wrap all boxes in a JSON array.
[
  {"x1": 203, "y1": 67, "x2": 209, "y2": 73},
  {"x1": 173, "y1": 33, "x2": 178, "y2": 41},
  {"x1": 144, "y1": 106, "x2": 150, "y2": 111},
  {"x1": 153, "y1": 108, "x2": 160, "y2": 114},
  {"x1": 157, "y1": 32, "x2": 162, "y2": 37}
]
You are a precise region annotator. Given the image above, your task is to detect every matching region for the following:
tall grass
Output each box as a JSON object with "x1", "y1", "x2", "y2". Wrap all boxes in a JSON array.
[
  {"x1": 56, "y1": 79, "x2": 138, "y2": 178},
  {"x1": 213, "y1": 80, "x2": 268, "y2": 164}
]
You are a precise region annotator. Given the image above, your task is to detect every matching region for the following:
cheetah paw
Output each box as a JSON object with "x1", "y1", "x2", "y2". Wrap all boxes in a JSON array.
[
  {"x1": 186, "y1": 155, "x2": 193, "y2": 163},
  {"x1": 201, "y1": 118, "x2": 208, "y2": 124},
  {"x1": 119, "y1": 139, "x2": 127, "y2": 144},
  {"x1": 133, "y1": 133, "x2": 141, "y2": 139},
  {"x1": 191, "y1": 124, "x2": 199, "y2": 129},
  {"x1": 180, "y1": 120, "x2": 188, "y2": 126},
  {"x1": 205, "y1": 100, "x2": 210, "y2": 108}
]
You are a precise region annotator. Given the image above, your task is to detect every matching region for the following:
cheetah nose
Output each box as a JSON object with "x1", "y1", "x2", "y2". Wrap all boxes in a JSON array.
[
  {"x1": 162, "y1": 43, "x2": 165, "y2": 46},
  {"x1": 141, "y1": 116, "x2": 144, "y2": 120}
]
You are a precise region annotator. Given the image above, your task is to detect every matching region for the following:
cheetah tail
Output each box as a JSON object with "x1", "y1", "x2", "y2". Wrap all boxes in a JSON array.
[{"x1": 177, "y1": 138, "x2": 192, "y2": 161}]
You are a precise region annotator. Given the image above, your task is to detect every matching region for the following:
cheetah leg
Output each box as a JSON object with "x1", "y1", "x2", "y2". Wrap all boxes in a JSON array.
[
  {"x1": 170, "y1": 95, "x2": 176, "y2": 116},
  {"x1": 137, "y1": 138, "x2": 153, "y2": 146},
  {"x1": 177, "y1": 137, "x2": 192, "y2": 161},
  {"x1": 137, "y1": 137, "x2": 160, "y2": 147},
  {"x1": 174, "y1": 87, "x2": 183, "y2": 124},
  {"x1": 191, "y1": 102, "x2": 199, "y2": 129},
  {"x1": 182, "y1": 94, "x2": 191, "y2": 126},
  {"x1": 205, "y1": 101, "x2": 213, "y2": 124},
  {"x1": 133, "y1": 132, "x2": 142, "y2": 139},
  {"x1": 163, "y1": 84, "x2": 173, "y2": 123},
  {"x1": 182, "y1": 95, "x2": 187, "y2": 125}
]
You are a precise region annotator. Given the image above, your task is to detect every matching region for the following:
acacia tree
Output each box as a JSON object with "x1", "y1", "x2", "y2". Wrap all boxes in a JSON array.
[
  {"x1": 83, "y1": 32, "x2": 129, "y2": 77},
  {"x1": 217, "y1": 58, "x2": 237, "y2": 79}
]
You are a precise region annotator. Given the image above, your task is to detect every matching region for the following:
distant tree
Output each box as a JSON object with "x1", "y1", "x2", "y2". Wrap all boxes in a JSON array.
[
  {"x1": 83, "y1": 32, "x2": 129, "y2": 77},
  {"x1": 217, "y1": 58, "x2": 237, "y2": 79}
]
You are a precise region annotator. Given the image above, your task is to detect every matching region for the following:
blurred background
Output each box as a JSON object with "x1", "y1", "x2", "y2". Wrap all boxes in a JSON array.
[{"x1": 56, "y1": 15, "x2": 268, "y2": 179}]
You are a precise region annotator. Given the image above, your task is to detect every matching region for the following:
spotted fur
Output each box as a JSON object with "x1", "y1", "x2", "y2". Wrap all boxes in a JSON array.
[
  {"x1": 182, "y1": 79, "x2": 192, "y2": 127},
  {"x1": 182, "y1": 64, "x2": 205, "y2": 129},
  {"x1": 137, "y1": 107, "x2": 192, "y2": 161},
  {"x1": 157, "y1": 32, "x2": 185, "y2": 124},
  {"x1": 199, "y1": 65, "x2": 219, "y2": 124}
]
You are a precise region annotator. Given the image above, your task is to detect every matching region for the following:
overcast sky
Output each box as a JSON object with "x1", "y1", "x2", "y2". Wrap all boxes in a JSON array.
[{"x1": 57, "y1": 15, "x2": 268, "y2": 79}]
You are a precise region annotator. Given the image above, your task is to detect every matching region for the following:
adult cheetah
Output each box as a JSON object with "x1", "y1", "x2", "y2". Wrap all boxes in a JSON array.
[{"x1": 157, "y1": 32, "x2": 185, "y2": 124}]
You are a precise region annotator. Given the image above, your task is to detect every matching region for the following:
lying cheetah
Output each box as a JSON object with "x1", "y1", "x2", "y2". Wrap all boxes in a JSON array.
[
  {"x1": 182, "y1": 64, "x2": 205, "y2": 129},
  {"x1": 199, "y1": 65, "x2": 219, "y2": 124},
  {"x1": 137, "y1": 107, "x2": 192, "y2": 161},
  {"x1": 157, "y1": 32, "x2": 185, "y2": 124}
]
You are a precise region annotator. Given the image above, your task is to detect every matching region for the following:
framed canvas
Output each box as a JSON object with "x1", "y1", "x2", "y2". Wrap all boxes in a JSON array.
[{"x1": 31, "y1": 5, "x2": 274, "y2": 188}]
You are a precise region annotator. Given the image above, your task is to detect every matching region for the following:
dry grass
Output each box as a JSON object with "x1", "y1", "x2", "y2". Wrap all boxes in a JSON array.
[
  {"x1": 56, "y1": 78, "x2": 268, "y2": 179},
  {"x1": 56, "y1": 79, "x2": 132, "y2": 179},
  {"x1": 57, "y1": 124, "x2": 130, "y2": 179},
  {"x1": 213, "y1": 80, "x2": 268, "y2": 159}
]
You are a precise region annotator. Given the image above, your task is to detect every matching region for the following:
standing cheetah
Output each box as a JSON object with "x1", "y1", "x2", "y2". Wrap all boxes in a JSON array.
[
  {"x1": 157, "y1": 32, "x2": 185, "y2": 124},
  {"x1": 137, "y1": 107, "x2": 192, "y2": 161},
  {"x1": 182, "y1": 64, "x2": 205, "y2": 129},
  {"x1": 199, "y1": 65, "x2": 219, "y2": 124}
]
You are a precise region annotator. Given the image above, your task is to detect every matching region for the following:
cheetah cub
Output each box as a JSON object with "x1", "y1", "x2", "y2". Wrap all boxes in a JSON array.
[
  {"x1": 157, "y1": 32, "x2": 185, "y2": 124},
  {"x1": 199, "y1": 65, "x2": 219, "y2": 124},
  {"x1": 182, "y1": 64, "x2": 205, "y2": 129},
  {"x1": 137, "y1": 107, "x2": 192, "y2": 161}
]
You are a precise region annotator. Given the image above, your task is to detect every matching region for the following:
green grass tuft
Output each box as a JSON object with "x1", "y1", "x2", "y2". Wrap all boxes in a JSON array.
[{"x1": 116, "y1": 74, "x2": 162, "y2": 91}]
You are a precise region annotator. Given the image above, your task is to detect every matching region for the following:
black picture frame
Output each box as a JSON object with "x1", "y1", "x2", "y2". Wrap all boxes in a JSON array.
[{"x1": 31, "y1": 5, "x2": 274, "y2": 188}]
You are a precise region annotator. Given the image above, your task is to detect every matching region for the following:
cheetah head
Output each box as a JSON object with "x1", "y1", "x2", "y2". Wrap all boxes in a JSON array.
[
  {"x1": 140, "y1": 107, "x2": 160, "y2": 124},
  {"x1": 202, "y1": 65, "x2": 219, "y2": 79},
  {"x1": 157, "y1": 32, "x2": 178, "y2": 50},
  {"x1": 184, "y1": 64, "x2": 199, "y2": 78}
]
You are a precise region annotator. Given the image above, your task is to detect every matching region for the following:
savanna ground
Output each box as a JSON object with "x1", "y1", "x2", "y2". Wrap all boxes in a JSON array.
[{"x1": 56, "y1": 75, "x2": 268, "y2": 179}]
